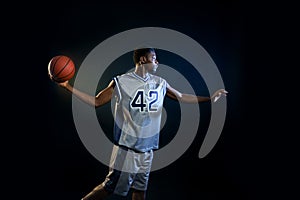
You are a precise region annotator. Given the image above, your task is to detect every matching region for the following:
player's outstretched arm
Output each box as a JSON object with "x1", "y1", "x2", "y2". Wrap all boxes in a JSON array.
[
  {"x1": 166, "y1": 83, "x2": 227, "y2": 103},
  {"x1": 52, "y1": 79, "x2": 115, "y2": 108}
]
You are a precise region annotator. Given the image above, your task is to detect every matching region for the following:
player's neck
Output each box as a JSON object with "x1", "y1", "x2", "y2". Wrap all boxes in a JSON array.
[{"x1": 134, "y1": 65, "x2": 149, "y2": 79}]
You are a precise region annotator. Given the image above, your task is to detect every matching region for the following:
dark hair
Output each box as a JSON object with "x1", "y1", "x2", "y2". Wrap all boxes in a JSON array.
[{"x1": 133, "y1": 48, "x2": 155, "y2": 64}]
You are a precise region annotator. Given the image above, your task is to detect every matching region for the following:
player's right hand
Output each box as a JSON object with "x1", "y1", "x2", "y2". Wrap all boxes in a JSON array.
[
  {"x1": 57, "y1": 80, "x2": 69, "y2": 88},
  {"x1": 48, "y1": 71, "x2": 54, "y2": 81},
  {"x1": 48, "y1": 72, "x2": 69, "y2": 88}
]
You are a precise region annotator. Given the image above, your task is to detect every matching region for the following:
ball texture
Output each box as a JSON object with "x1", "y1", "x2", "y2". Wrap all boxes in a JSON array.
[{"x1": 48, "y1": 55, "x2": 75, "y2": 83}]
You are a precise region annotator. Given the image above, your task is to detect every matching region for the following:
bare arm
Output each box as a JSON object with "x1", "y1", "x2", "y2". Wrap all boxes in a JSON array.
[
  {"x1": 57, "y1": 80, "x2": 115, "y2": 108},
  {"x1": 166, "y1": 83, "x2": 227, "y2": 103}
]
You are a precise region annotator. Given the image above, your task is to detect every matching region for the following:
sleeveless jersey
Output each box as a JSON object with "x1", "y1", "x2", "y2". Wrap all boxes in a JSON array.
[{"x1": 112, "y1": 72, "x2": 167, "y2": 152}]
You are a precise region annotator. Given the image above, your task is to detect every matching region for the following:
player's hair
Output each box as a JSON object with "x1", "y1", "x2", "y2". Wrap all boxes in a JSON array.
[{"x1": 133, "y1": 47, "x2": 156, "y2": 64}]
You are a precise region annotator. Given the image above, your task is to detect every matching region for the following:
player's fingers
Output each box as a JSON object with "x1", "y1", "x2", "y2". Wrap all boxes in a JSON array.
[
  {"x1": 48, "y1": 73, "x2": 54, "y2": 80},
  {"x1": 214, "y1": 95, "x2": 220, "y2": 102}
]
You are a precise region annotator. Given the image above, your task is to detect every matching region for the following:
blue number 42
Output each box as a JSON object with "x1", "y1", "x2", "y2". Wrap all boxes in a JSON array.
[{"x1": 130, "y1": 90, "x2": 158, "y2": 112}]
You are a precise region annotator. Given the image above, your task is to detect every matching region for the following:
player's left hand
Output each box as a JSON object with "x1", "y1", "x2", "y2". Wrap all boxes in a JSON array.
[{"x1": 211, "y1": 89, "x2": 228, "y2": 102}]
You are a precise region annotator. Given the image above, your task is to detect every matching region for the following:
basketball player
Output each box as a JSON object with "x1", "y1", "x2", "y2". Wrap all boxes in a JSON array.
[{"x1": 50, "y1": 48, "x2": 227, "y2": 200}]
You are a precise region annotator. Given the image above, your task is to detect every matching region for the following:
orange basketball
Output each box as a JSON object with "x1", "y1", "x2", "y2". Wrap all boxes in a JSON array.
[{"x1": 48, "y1": 55, "x2": 75, "y2": 83}]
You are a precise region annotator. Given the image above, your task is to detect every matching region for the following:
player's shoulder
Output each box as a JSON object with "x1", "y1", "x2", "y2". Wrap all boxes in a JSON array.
[
  {"x1": 149, "y1": 74, "x2": 167, "y2": 83},
  {"x1": 113, "y1": 72, "x2": 132, "y2": 80}
]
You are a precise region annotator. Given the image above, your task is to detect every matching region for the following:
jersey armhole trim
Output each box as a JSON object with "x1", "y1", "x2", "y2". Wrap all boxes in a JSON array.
[{"x1": 113, "y1": 77, "x2": 122, "y2": 102}]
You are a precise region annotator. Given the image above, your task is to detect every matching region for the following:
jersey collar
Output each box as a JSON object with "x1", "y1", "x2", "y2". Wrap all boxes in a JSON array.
[{"x1": 132, "y1": 72, "x2": 150, "y2": 82}]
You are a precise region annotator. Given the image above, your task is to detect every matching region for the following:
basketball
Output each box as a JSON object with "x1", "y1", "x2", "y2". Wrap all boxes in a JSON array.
[{"x1": 48, "y1": 55, "x2": 75, "y2": 83}]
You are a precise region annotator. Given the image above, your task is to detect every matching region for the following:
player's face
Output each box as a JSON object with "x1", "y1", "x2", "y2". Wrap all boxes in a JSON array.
[{"x1": 144, "y1": 52, "x2": 159, "y2": 73}]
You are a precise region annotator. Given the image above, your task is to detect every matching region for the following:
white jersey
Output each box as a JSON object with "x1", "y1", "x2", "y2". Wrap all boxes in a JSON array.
[{"x1": 112, "y1": 72, "x2": 167, "y2": 152}]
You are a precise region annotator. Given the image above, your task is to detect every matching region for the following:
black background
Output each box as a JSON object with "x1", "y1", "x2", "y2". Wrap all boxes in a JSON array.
[{"x1": 4, "y1": 1, "x2": 298, "y2": 200}]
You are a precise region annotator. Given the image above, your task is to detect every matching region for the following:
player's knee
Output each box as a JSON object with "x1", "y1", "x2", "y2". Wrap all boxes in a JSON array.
[{"x1": 132, "y1": 189, "x2": 146, "y2": 198}]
